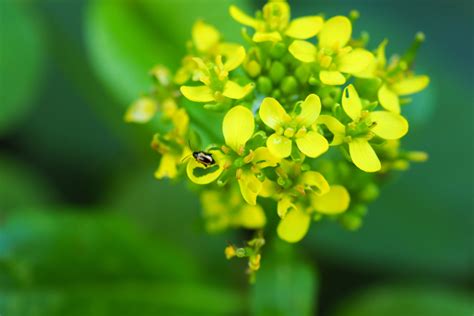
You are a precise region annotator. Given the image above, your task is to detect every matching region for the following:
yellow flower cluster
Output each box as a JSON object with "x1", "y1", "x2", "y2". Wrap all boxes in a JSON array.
[{"x1": 126, "y1": 0, "x2": 429, "y2": 275}]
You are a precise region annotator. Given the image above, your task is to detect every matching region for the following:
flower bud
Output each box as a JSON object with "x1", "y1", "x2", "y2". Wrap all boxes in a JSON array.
[
  {"x1": 269, "y1": 61, "x2": 286, "y2": 83},
  {"x1": 257, "y1": 76, "x2": 273, "y2": 94},
  {"x1": 281, "y1": 76, "x2": 298, "y2": 95}
]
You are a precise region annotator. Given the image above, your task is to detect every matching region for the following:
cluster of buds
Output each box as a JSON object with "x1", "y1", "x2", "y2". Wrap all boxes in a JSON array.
[{"x1": 125, "y1": 0, "x2": 429, "y2": 276}]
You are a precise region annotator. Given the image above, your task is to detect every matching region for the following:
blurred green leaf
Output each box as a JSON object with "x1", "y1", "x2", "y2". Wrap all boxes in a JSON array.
[
  {"x1": 84, "y1": 0, "x2": 250, "y2": 105},
  {"x1": 0, "y1": 209, "x2": 196, "y2": 286},
  {"x1": 85, "y1": 0, "x2": 179, "y2": 105},
  {"x1": 0, "y1": 283, "x2": 244, "y2": 316},
  {"x1": 0, "y1": 2, "x2": 45, "y2": 135},
  {"x1": 330, "y1": 284, "x2": 473, "y2": 316},
  {"x1": 251, "y1": 243, "x2": 318, "y2": 316},
  {"x1": 0, "y1": 209, "x2": 245, "y2": 315},
  {"x1": 0, "y1": 155, "x2": 56, "y2": 214},
  {"x1": 306, "y1": 179, "x2": 472, "y2": 279}
]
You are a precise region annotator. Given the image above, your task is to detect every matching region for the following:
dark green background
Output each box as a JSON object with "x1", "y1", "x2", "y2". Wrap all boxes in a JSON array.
[{"x1": 0, "y1": 0, "x2": 472, "y2": 315}]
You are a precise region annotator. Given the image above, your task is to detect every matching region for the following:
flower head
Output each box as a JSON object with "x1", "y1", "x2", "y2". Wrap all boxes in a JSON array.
[
  {"x1": 289, "y1": 16, "x2": 374, "y2": 85},
  {"x1": 259, "y1": 94, "x2": 329, "y2": 158}
]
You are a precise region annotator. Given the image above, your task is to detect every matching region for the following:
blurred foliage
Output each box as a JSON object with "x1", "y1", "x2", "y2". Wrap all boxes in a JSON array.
[
  {"x1": 331, "y1": 284, "x2": 473, "y2": 316},
  {"x1": 0, "y1": 155, "x2": 57, "y2": 214},
  {"x1": 0, "y1": 210, "x2": 245, "y2": 315},
  {"x1": 251, "y1": 243, "x2": 317, "y2": 316},
  {"x1": 0, "y1": 2, "x2": 45, "y2": 135}
]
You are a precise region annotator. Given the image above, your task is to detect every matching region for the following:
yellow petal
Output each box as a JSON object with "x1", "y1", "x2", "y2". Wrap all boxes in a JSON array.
[
  {"x1": 375, "y1": 39, "x2": 388, "y2": 68},
  {"x1": 349, "y1": 138, "x2": 381, "y2": 173},
  {"x1": 171, "y1": 108, "x2": 189, "y2": 136},
  {"x1": 259, "y1": 178, "x2": 277, "y2": 198},
  {"x1": 229, "y1": 5, "x2": 259, "y2": 29},
  {"x1": 391, "y1": 75, "x2": 430, "y2": 95},
  {"x1": 237, "y1": 204, "x2": 266, "y2": 229},
  {"x1": 295, "y1": 94, "x2": 321, "y2": 126},
  {"x1": 337, "y1": 49, "x2": 374, "y2": 74},
  {"x1": 222, "y1": 81, "x2": 254, "y2": 99},
  {"x1": 186, "y1": 157, "x2": 223, "y2": 184},
  {"x1": 180, "y1": 85, "x2": 214, "y2": 102},
  {"x1": 299, "y1": 171, "x2": 330, "y2": 196},
  {"x1": 288, "y1": 40, "x2": 317, "y2": 63},
  {"x1": 223, "y1": 46, "x2": 246, "y2": 72},
  {"x1": 342, "y1": 84, "x2": 362, "y2": 121},
  {"x1": 154, "y1": 154, "x2": 178, "y2": 179},
  {"x1": 238, "y1": 171, "x2": 262, "y2": 205},
  {"x1": 278, "y1": 196, "x2": 297, "y2": 218},
  {"x1": 252, "y1": 147, "x2": 280, "y2": 168},
  {"x1": 311, "y1": 185, "x2": 350, "y2": 214},
  {"x1": 192, "y1": 20, "x2": 220, "y2": 52},
  {"x1": 267, "y1": 134, "x2": 292, "y2": 158},
  {"x1": 253, "y1": 31, "x2": 282, "y2": 42},
  {"x1": 277, "y1": 208, "x2": 311, "y2": 243},
  {"x1": 320, "y1": 70, "x2": 346, "y2": 85},
  {"x1": 370, "y1": 111, "x2": 409, "y2": 140},
  {"x1": 124, "y1": 97, "x2": 157, "y2": 123},
  {"x1": 378, "y1": 84, "x2": 400, "y2": 113},
  {"x1": 316, "y1": 115, "x2": 345, "y2": 145},
  {"x1": 318, "y1": 16, "x2": 352, "y2": 50},
  {"x1": 295, "y1": 131, "x2": 329, "y2": 158},
  {"x1": 285, "y1": 16, "x2": 324, "y2": 39},
  {"x1": 259, "y1": 97, "x2": 291, "y2": 130},
  {"x1": 223, "y1": 105, "x2": 254, "y2": 152}
]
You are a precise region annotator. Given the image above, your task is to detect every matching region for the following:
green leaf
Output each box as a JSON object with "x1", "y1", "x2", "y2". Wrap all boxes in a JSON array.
[
  {"x1": 251, "y1": 243, "x2": 318, "y2": 316},
  {"x1": 0, "y1": 283, "x2": 244, "y2": 316},
  {"x1": 0, "y1": 209, "x2": 196, "y2": 286},
  {"x1": 0, "y1": 2, "x2": 45, "y2": 135},
  {"x1": 0, "y1": 209, "x2": 246, "y2": 315},
  {"x1": 330, "y1": 285, "x2": 473, "y2": 316}
]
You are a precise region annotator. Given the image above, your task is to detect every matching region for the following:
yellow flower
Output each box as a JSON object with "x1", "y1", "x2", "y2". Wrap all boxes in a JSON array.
[
  {"x1": 289, "y1": 16, "x2": 374, "y2": 85},
  {"x1": 180, "y1": 46, "x2": 254, "y2": 103},
  {"x1": 378, "y1": 75, "x2": 430, "y2": 113},
  {"x1": 152, "y1": 136, "x2": 191, "y2": 180},
  {"x1": 224, "y1": 106, "x2": 278, "y2": 205},
  {"x1": 328, "y1": 84, "x2": 409, "y2": 173},
  {"x1": 259, "y1": 94, "x2": 329, "y2": 158},
  {"x1": 124, "y1": 97, "x2": 157, "y2": 123},
  {"x1": 277, "y1": 178, "x2": 350, "y2": 243},
  {"x1": 229, "y1": 1, "x2": 323, "y2": 42},
  {"x1": 358, "y1": 40, "x2": 430, "y2": 113},
  {"x1": 174, "y1": 20, "x2": 241, "y2": 85},
  {"x1": 201, "y1": 189, "x2": 266, "y2": 232}
]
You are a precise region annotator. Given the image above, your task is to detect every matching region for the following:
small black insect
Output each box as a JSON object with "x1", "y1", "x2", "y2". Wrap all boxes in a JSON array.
[{"x1": 192, "y1": 151, "x2": 216, "y2": 167}]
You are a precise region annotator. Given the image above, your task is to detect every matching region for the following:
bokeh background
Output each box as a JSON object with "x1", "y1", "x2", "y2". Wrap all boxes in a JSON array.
[{"x1": 0, "y1": 0, "x2": 473, "y2": 315}]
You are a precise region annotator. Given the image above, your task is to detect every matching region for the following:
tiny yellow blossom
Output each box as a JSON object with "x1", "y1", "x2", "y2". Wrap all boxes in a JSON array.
[
  {"x1": 230, "y1": 1, "x2": 323, "y2": 42},
  {"x1": 180, "y1": 46, "x2": 254, "y2": 104},
  {"x1": 289, "y1": 16, "x2": 374, "y2": 85},
  {"x1": 259, "y1": 94, "x2": 328, "y2": 158}
]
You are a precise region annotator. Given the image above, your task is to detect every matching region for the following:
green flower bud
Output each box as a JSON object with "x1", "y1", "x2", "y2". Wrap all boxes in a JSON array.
[
  {"x1": 257, "y1": 76, "x2": 273, "y2": 94},
  {"x1": 280, "y1": 76, "x2": 298, "y2": 95},
  {"x1": 270, "y1": 42, "x2": 287, "y2": 59},
  {"x1": 271, "y1": 89, "x2": 282, "y2": 99},
  {"x1": 269, "y1": 61, "x2": 286, "y2": 83},
  {"x1": 340, "y1": 213, "x2": 362, "y2": 231},
  {"x1": 295, "y1": 65, "x2": 310, "y2": 84},
  {"x1": 245, "y1": 60, "x2": 262, "y2": 78},
  {"x1": 359, "y1": 183, "x2": 379, "y2": 202}
]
